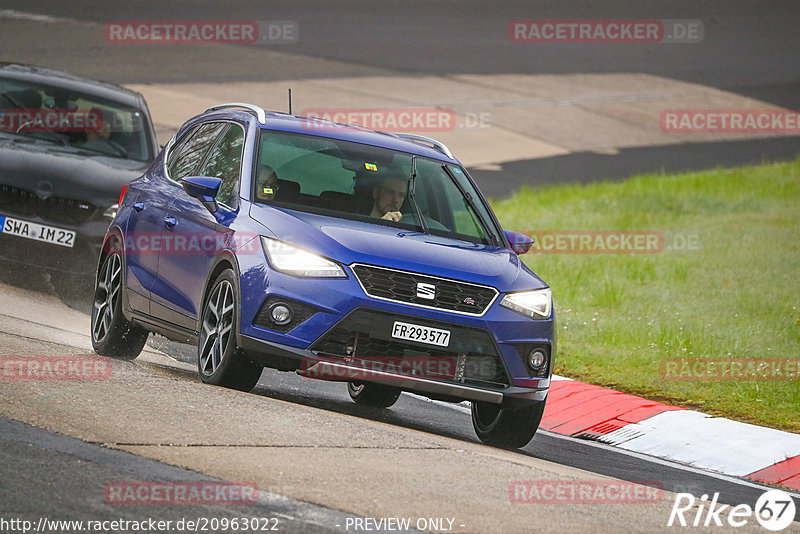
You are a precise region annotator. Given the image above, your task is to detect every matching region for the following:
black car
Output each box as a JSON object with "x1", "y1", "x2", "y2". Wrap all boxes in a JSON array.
[{"x1": 0, "y1": 63, "x2": 157, "y2": 297}]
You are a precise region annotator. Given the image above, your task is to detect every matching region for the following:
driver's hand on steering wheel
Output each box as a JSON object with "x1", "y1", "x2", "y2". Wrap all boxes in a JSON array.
[{"x1": 381, "y1": 210, "x2": 403, "y2": 222}]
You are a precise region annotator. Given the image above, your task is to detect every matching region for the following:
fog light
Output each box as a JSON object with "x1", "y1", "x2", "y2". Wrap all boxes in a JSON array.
[
  {"x1": 528, "y1": 349, "x2": 547, "y2": 370},
  {"x1": 269, "y1": 303, "x2": 293, "y2": 326}
]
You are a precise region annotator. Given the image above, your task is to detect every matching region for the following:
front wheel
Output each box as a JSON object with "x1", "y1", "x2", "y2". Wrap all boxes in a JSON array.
[
  {"x1": 198, "y1": 269, "x2": 262, "y2": 392},
  {"x1": 91, "y1": 251, "x2": 148, "y2": 359},
  {"x1": 471, "y1": 400, "x2": 546, "y2": 449},
  {"x1": 347, "y1": 382, "x2": 401, "y2": 408}
]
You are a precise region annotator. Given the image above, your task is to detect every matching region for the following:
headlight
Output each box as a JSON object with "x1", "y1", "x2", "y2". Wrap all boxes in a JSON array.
[
  {"x1": 500, "y1": 288, "x2": 552, "y2": 319},
  {"x1": 262, "y1": 237, "x2": 346, "y2": 278},
  {"x1": 103, "y1": 203, "x2": 119, "y2": 220}
]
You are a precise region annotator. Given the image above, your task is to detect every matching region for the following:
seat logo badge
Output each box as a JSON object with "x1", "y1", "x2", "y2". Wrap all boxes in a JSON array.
[
  {"x1": 416, "y1": 282, "x2": 436, "y2": 300},
  {"x1": 463, "y1": 297, "x2": 476, "y2": 306}
]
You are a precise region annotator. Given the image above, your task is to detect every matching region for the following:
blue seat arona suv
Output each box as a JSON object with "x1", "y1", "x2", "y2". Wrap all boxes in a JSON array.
[{"x1": 91, "y1": 103, "x2": 555, "y2": 448}]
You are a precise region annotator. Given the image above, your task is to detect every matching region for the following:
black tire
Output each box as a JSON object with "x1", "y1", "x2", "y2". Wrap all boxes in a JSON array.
[
  {"x1": 91, "y1": 251, "x2": 148, "y2": 359},
  {"x1": 198, "y1": 269, "x2": 262, "y2": 392},
  {"x1": 471, "y1": 400, "x2": 546, "y2": 449},
  {"x1": 347, "y1": 382, "x2": 401, "y2": 408}
]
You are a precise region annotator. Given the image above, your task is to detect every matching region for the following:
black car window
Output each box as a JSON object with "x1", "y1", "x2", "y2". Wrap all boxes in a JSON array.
[
  {"x1": 197, "y1": 123, "x2": 245, "y2": 208},
  {"x1": 254, "y1": 129, "x2": 498, "y2": 245},
  {"x1": 165, "y1": 125, "x2": 200, "y2": 171},
  {"x1": 167, "y1": 122, "x2": 227, "y2": 182},
  {"x1": 0, "y1": 76, "x2": 155, "y2": 162}
]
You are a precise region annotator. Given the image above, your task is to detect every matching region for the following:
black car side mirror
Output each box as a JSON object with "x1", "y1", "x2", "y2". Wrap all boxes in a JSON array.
[
  {"x1": 182, "y1": 176, "x2": 221, "y2": 213},
  {"x1": 504, "y1": 230, "x2": 535, "y2": 255}
]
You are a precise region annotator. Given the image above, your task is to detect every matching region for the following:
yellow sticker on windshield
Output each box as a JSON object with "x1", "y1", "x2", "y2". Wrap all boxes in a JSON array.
[
  {"x1": 364, "y1": 163, "x2": 378, "y2": 171},
  {"x1": 263, "y1": 187, "x2": 274, "y2": 195}
]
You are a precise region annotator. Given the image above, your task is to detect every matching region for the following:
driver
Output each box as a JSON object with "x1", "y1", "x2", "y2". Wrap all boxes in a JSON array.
[
  {"x1": 79, "y1": 108, "x2": 122, "y2": 153},
  {"x1": 369, "y1": 174, "x2": 407, "y2": 222}
]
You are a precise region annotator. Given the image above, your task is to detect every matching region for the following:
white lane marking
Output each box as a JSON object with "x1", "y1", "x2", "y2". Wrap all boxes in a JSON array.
[
  {"x1": 0, "y1": 9, "x2": 87, "y2": 24},
  {"x1": 612, "y1": 410, "x2": 800, "y2": 477},
  {"x1": 592, "y1": 423, "x2": 647, "y2": 445},
  {"x1": 411, "y1": 394, "x2": 800, "y2": 497},
  {"x1": 539, "y1": 428, "x2": 800, "y2": 499}
]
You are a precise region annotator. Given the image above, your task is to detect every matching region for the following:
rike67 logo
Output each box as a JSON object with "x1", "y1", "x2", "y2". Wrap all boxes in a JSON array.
[{"x1": 668, "y1": 489, "x2": 797, "y2": 531}]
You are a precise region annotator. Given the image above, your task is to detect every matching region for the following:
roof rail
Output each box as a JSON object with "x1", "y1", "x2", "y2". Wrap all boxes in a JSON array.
[
  {"x1": 394, "y1": 133, "x2": 454, "y2": 159},
  {"x1": 205, "y1": 102, "x2": 266, "y2": 124}
]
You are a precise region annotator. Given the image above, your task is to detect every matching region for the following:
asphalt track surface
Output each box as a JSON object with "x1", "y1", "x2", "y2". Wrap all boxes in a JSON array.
[
  {"x1": 0, "y1": 417, "x2": 375, "y2": 534},
  {"x1": 1, "y1": 271, "x2": 799, "y2": 531},
  {"x1": 1, "y1": 1, "x2": 799, "y2": 531}
]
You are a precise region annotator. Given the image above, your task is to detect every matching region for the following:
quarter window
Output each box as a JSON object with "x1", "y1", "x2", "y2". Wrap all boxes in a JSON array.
[
  {"x1": 167, "y1": 122, "x2": 227, "y2": 182},
  {"x1": 198, "y1": 124, "x2": 245, "y2": 207}
]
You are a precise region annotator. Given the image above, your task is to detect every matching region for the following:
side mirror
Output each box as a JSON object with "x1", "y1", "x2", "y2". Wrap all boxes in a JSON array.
[
  {"x1": 504, "y1": 230, "x2": 535, "y2": 255},
  {"x1": 182, "y1": 176, "x2": 221, "y2": 213}
]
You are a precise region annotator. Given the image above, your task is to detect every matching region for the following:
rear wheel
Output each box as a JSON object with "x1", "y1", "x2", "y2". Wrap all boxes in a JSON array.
[
  {"x1": 91, "y1": 251, "x2": 148, "y2": 359},
  {"x1": 471, "y1": 400, "x2": 545, "y2": 449},
  {"x1": 198, "y1": 269, "x2": 262, "y2": 392},
  {"x1": 347, "y1": 382, "x2": 401, "y2": 408}
]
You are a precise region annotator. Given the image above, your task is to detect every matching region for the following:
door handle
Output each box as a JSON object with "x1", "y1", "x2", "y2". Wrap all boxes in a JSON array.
[
  {"x1": 164, "y1": 216, "x2": 177, "y2": 229},
  {"x1": 133, "y1": 202, "x2": 144, "y2": 212}
]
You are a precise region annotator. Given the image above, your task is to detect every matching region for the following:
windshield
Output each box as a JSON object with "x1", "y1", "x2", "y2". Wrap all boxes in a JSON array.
[
  {"x1": 0, "y1": 76, "x2": 154, "y2": 162},
  {"x1": 254, "y1": 129, "x2": 500, "y2": 246}
]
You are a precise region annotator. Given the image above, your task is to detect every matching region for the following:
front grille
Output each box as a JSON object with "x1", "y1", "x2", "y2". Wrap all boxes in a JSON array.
[
  {"x1": 0, "y1": 184, "x2": 95, "y2": 225},
  {"x1": 352, "y1": 264, "x2": 498, "y2": 316},
  {"x1": 311, "y1": 308, "x2": 509, "y2": 388}
]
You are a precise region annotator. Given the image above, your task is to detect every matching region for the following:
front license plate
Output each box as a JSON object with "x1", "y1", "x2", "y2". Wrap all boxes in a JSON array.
[
  {"x1": 0, "y1": 215, "x2": 75, "y2": 248},
  {"x1": 391, "y1": 321, "x2": 451, "y2": 347}
]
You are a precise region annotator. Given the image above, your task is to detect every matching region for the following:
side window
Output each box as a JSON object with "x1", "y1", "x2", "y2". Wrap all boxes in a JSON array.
[
  {"x1": 197, "y1": 124, "x2": 245, "y2": 207},
  {"x1": 165, "y1": 125, "x2": 199, "y2": 171},
  {"x1": 167, "y1": 122, "x2": 228, "y2": 182},
  {"x1": 257, "y1": 131, "x2": 354, "y2": 197},
  {"x1": 418, "y1": 162, "x2": 487, "y2": 241},
  {"x1": 446, "y1": 165, "x2": 498, "y2": 240}
]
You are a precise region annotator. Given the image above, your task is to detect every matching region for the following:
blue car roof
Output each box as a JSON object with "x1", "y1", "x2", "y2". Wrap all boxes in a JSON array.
[{"x1": 200, "y1": 107, "x2": 460, "y2": 164}]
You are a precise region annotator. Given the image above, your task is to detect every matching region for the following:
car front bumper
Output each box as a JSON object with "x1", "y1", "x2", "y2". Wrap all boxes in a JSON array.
[{"x1": 235, "y1": 255, "x2": 555, "y2": 407}]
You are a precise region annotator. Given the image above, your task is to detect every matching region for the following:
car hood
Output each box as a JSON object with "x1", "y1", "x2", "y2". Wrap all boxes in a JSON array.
[
  {"x1": 250, "y1": 204, "x2": 547, "y2": 291},
  {"x1": 0, "y1": 137, "x2": 148, "y2": 205}
]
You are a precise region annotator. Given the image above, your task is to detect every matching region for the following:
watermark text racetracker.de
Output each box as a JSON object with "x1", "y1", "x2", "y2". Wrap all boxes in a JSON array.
[
  {"x1": 510, "y1": 19, "x2": 703, "y2": 43},
  {"x1": 661, "y1": 357, "x2": 800, "y2": 381},
  {"x1": 509, "y1": 480, "x2": 663, "y2": 504},
  {"x1": 104, "y1": 481, "x2": 258, "y2": 505},
  {"x1": 105, "y1": 231, "x2": 261, "y2": 256},
  {"x1": 1, "y1": 356, "x2": 110, "y2": 381},
  {"x1": 104, "y1": 20, "x2": 298, "y2": 44},
  {"x1": 0, "y1": 108, "x2": 101, "y2": 133},
  {"x1": 519, "y1": 230, "x2": 701, "y2": 254},
  {"x1": 299, "y1": 108, "x2": 492, "y2": 132},
  {"x1": 0, "y1": 516, "x2": 281, "y2": 533},
  {"x1": 661, "y1": 109, "x2": 800, "y2": 134},
  {"x1": 300, "y1": 355, "x2": 499, "y2": 383}
]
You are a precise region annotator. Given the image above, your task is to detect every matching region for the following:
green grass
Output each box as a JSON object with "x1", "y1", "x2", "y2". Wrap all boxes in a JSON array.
[{"x1": 490, "y1": 159, "x2": 800, "y2": 433}]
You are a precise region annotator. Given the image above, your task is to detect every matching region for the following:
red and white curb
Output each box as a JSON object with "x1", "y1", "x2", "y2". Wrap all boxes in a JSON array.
[{"x1": 541, "y1": 376, "x2": 800, "y2": 490}]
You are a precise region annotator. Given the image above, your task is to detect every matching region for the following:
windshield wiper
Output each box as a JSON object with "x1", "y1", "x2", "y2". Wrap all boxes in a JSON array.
[
  {"x1": 0, "y1": 91, "x2": 21, "y2": 108},
  {"x1": 77, "y1": 138, "x2": 129, "y2": 159},
  {"x1": 408, "y1": 155, "x2": 428, "y2": 233},
  {"x1": 441, "y1": 164, "x2": 498, "y2": 245}
]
